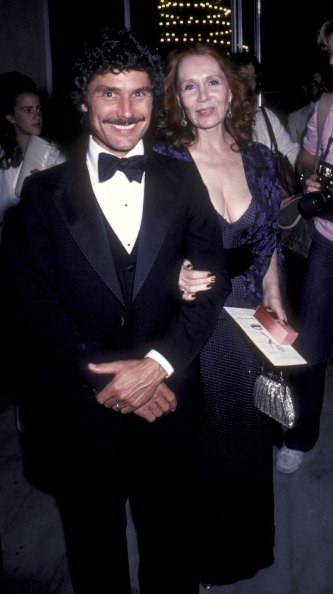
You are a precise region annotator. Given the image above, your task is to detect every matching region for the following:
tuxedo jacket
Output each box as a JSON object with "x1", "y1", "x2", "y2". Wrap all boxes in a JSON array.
[{"x1": 9, "y1": 145, "x2": 231, "y2": 480}]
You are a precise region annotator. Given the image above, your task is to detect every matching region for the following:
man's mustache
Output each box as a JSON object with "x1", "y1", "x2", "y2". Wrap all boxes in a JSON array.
[{"x1": 102, "y1": 117, "x2": 145, "y2": 126}]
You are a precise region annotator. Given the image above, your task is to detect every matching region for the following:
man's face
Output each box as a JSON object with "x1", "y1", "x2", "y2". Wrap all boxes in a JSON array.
[{"x1": 82, "y1": 70, "x2": 153, "y2": 156}]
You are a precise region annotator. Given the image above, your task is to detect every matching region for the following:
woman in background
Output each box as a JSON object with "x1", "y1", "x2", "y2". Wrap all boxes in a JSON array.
[
  {"x1": 0, "y1": 71, "x2": 64, "y2": 240},
  {"x1": 0, "y1": 72, "x2": 42, "y2": 235},
  {"x1": 155, "y1": 44, "x2": 286, "y2": 588},
  {"x1": 0, "y1": 71, "x2": 65, "y2": 429}
]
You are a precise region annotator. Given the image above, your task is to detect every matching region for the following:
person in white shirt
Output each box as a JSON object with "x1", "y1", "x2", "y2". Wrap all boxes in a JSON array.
[
  {"x1": 6, "y1": 27, "x2": 231, "y2": 594},
  {"x1": 275, "y1": 20, "x2": 333, "y2": 474},
  {"x1": 0, "y1": 71, "x2": 65, "y2": 241},
  {"x1": 231, "y1": 52, "x2": 300, "y2": 167},
  {"x1": 0, "y1": 72, "x2": 41, "y2": 237},
  {"x1": 287, "y1": 67, "x2": 326, "y2": 144}
]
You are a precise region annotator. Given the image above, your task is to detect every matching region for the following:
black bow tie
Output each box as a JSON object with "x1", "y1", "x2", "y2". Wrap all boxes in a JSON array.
[{"x1": 98, "y1": 152, "x2": 147, "y2": 183}]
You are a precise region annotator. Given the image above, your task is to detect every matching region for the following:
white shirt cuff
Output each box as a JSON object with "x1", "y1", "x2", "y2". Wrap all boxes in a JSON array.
[{"x1": 145, "y1": 350, "x2": 174, "y2": 378}]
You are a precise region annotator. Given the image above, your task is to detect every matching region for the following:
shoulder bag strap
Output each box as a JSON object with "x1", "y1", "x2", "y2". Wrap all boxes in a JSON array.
[{"x1": 261, "y1": 106, "x2": 279, "y2": 154}]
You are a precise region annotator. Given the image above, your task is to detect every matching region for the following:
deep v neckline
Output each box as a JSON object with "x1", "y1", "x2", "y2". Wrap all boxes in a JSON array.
[{"x1": 186, "y1": 148, "x2": 253, "y2": 224}]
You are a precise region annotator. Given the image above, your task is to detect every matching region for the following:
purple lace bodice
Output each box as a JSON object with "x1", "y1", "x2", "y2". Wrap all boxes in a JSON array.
[{"x1": 153, "y1": 142, "x2": 281, "y2": 302}]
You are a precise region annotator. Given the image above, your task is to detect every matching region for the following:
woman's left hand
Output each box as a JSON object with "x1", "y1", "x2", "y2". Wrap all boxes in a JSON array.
[
  {"x1": 261, "y1": 249, "x2": 287, "y2": 323},
  {"x1": 262, "y1": 294, "x2": 287, "y2": 323}
]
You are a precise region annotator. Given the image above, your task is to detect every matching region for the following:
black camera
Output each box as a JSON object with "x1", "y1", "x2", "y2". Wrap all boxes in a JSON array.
[{"x1": 298, "y1": 161, "x2": 333, "y2": 221}]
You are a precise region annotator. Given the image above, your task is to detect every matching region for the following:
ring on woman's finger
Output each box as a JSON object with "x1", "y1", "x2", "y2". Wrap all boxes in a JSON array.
[
  {"x1": 180, "y1": 287, "x2": 187, "y2": 294},
  {"x1": 113, "y1": 403, "x2": 120, "y2": 411}
]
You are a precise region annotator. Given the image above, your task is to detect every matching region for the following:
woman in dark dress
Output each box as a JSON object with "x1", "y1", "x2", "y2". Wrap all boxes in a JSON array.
[{"x1": 154, "y1": 44, "x2": 287, "y2": 587}]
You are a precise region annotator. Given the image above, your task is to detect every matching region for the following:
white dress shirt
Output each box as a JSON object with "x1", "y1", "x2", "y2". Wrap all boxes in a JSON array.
[
  {"x1": 87, "y1": 136, "x2": 145, "y2": 254},
  {"x1": 86, "y1": 136, "x2": 174, "y2": 377}
]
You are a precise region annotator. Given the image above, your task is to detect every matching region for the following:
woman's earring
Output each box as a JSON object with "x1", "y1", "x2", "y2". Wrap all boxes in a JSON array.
[
  {"x1": 180, "y1": 109, "x2": 187, "y2": 128},
  {"x1": 227, "y1": 104, "x2": 232, "y2": 120}
]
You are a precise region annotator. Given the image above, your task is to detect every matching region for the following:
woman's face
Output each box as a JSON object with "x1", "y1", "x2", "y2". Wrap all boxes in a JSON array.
[
  {"x1": 177, "y1": 54, "x2": 232, "y2": 130},
  {"x1": 7, "y1": 92, "x2": 42, "y2": 137}
]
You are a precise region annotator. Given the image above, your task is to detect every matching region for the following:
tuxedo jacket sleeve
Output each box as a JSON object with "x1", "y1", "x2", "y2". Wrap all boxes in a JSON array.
[{"x1": 10, "y1": 150, "x2": 231, "y2": 392}]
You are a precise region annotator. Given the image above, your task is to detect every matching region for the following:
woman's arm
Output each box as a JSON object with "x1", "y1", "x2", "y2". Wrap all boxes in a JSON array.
[
  {"x1": 262, "y1": 249, "x2": 287, "y2": 322},
  {"x1": 179, "y1": 250, "x2": 287, "y2": 323}
]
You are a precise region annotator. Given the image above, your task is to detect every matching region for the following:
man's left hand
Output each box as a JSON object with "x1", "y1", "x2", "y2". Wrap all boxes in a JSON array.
[
  {"x1": 133, "y1": 382, "x2": 177, "y2": 422},
  {"x1": 87, "y1": 358, "x2": 172, "y2": 413}
]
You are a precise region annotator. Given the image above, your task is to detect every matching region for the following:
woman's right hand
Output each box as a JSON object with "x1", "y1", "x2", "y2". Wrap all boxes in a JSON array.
[{"x1": 178, "y1": 259, "x2": 216, "y2": 302}]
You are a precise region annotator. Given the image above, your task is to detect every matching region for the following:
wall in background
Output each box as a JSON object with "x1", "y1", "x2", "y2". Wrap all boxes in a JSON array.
[{"x1": 0, "y1": 0, "x2": 52, "y2": 95}]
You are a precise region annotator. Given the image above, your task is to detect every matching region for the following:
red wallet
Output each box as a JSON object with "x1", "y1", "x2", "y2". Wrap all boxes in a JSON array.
[{"x1": 253, "y1": 305, "x2": 298, "y2": 345}]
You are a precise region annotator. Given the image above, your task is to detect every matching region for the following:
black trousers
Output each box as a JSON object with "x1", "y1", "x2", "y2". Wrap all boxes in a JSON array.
[
  {"x1": 285, "y1": 231, "x2": 333, "y2": 451},
  {"x1": 54, "y1": 405, "x2": 200, "y2": 594}
]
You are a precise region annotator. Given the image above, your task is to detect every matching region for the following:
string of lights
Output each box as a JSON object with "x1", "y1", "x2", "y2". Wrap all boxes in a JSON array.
[{"x1": 157, "y1": 1, "x2": 232, "y2": 49}]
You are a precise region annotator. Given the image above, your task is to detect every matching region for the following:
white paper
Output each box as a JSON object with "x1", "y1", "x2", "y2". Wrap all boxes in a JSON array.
[{"x1": 224, "y1": 306, "x2": 307, "y2": 367}]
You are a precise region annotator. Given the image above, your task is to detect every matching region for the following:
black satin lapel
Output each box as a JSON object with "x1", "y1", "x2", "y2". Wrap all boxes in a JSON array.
[
  {"x1": 133, "y1": 165, "x2": 174, "y2": 300},
  {"x1": 53, "y1": 163, "x2": 125, "y2": 306}
]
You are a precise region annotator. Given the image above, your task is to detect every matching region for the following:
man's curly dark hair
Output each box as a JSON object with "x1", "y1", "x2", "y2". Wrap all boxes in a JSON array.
[{"x1": 71, "y1": 27, "x2": 164, "y2": 125}]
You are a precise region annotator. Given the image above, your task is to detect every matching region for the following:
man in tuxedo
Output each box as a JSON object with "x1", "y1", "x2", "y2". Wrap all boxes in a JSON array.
[{"x1": 10, "y1": 27, "x2": 230, "y2": 594}]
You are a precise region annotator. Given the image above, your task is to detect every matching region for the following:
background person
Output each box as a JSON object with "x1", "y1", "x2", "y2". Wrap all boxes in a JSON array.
[
  {"x1": 155, "y1": 44, "x2": 286, "y2": 588},
  {"x1": 6, "y1": 27, "x2": 231, "y2": 594},
  {"x1": 0, "y1": 71, "x2": 64, "y2": 241},
  {"x1": 275, "y1": 20, "x2": 333, "y2": 474},
  {"x1": 287, "y1": 64, "x2": 328, "y2": 144},
  {"x1": 0, "y1": 71, "x2": 66, "y2": 426},
  {"x1": 0, "y1": 72, "x2": 41, "y2": 239},
  {"x1": 231, "y1": 51, "x2": 300, "y2": 168}
]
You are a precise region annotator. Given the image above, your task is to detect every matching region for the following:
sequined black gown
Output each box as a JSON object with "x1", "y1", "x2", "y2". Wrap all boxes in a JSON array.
[{"x1": 154, "y1": 142, "x2": 281, "y2": 585}]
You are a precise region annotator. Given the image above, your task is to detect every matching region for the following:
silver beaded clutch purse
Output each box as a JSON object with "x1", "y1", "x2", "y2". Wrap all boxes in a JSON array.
[{"x1": 253, "y1": 369, "x2": 295, "y2": 428}]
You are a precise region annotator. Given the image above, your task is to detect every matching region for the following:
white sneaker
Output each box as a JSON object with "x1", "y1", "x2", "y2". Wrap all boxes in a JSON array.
[{"x1": 275, "y1": 445, "x2": 305, "y2": 474}]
